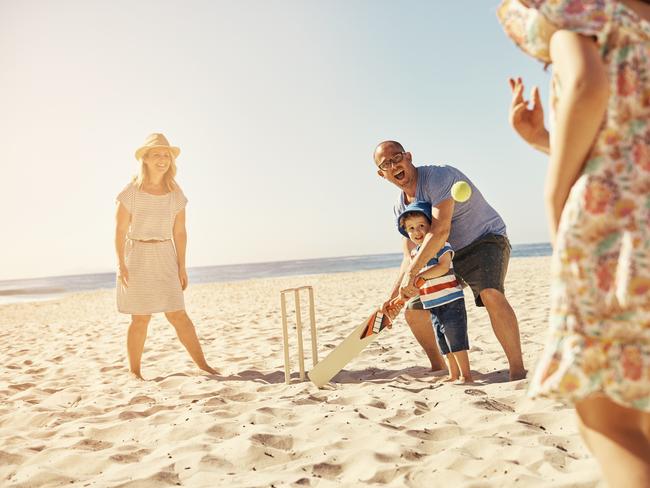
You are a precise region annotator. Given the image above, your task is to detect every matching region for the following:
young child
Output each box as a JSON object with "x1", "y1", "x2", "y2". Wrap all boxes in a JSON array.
[{"x1": 397, "y1": 201, "x2": 472, "y2": 383}]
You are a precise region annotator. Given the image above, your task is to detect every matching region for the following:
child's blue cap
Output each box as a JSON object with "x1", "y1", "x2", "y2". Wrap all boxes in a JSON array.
[{"x1": 397, "y1": 201, "x2": 432, "y2": 238}]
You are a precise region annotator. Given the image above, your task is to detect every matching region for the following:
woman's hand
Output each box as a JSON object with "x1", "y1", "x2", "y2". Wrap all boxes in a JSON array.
[
  {"x1": 178, "y1": 266, "x2": 188, "y2": 290},
  {"x1": 118, "y1": 263, "x2": 129, "y2": 287},
  {"x1": 509, "y1": 77, "x2": 550, "y2": 153}
]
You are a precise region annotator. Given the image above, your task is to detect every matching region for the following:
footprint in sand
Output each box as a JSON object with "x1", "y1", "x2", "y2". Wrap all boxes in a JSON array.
[
  {"x1": 401, "y1": 449, "x2": 426, "y2": 461},
  {"x1": 250, "y1": 433, "x2": 293, "y2": 451},
  {"x1": 373, "y1": 452, "x2": 398, "y2": 463},
  {"x1": 312, "y1": 462, "x2": 342, "y2": 479},
  {"x1": 199, "y1": 454, "x2": 236, "y2": 470},
  {"x1": 464, "y1": 388, "x2": 487, "y2": 396},
  {"x1": 206, "y1": 424, "x2": 239, "y2": 440},
  {"x1": 0, "y1": 450, "x2": 25, "y2": 465},
  {"x1": 406, "y1": 425, "x2": 462, "y2": 441},
  {"x1": 73, "y1": 439, "x2": 113, "y2": 451},
  {"x1": 128, "y1": 395, "x2": 156, "y2": 405},
  {"x1": 109, "y1": 449, "x2": 151, "y2": 464},
  {"x1": 367, "y1": 400, "x2": 387, "y2": 409},
  {"x1": 472, "y1": 398, "x2": 514, "y2": 412}
]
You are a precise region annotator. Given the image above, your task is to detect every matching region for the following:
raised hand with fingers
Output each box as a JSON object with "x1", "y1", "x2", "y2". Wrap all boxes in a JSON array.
[{"x1": 508, "y1": 77, "x2": 549, "y2": 154}]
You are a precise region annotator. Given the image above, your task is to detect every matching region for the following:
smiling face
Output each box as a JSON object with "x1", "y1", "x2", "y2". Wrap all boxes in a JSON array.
[
  {"x1": 402, "y1": 214, "x2": 431, "y2": 245},
  {"x1": 143, "y1": 148, "x2": 172, "y2": 177},
  {"x1": 374, "y1": 141, "x2": 417, "y2": 193}
]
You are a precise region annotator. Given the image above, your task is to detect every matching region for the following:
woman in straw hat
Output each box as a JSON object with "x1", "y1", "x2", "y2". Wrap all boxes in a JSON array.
[{"x1": 115, "y1": 133, "x2": 216, "y2": 379}]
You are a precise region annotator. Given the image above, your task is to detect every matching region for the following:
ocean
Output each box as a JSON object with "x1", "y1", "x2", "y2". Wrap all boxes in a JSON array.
[{"x1": 0, "y1": 243, "x2": 551, "y2": 305}]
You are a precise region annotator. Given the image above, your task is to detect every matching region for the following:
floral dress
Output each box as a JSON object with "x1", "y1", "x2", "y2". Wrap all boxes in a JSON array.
[{"x1": 498, "y1": 0, "x2": 650, "y2": 411}]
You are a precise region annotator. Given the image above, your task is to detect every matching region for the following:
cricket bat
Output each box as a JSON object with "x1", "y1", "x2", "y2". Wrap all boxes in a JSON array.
[
  {"x1": 307, "y1": 278, "x2": 424, "y2": 388},
  {"x1": 307, "y1": 309, "x2": 395, "y2": 387}
]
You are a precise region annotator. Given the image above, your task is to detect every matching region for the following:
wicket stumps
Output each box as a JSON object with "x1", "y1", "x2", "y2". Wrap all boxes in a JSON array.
[{"x1": 280, "y1": 285, "x2": 318, "y2": 383}]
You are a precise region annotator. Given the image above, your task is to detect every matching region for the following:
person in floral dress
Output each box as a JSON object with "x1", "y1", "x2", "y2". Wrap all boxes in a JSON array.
[{"x1": 497, "y1": 0, "x2": 650, "y2": 484}]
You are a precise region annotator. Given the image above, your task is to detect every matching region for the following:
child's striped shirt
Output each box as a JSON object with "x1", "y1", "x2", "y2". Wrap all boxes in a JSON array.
[{"x1": 412, "y1": 242, "x2": 464, "y2": 309}]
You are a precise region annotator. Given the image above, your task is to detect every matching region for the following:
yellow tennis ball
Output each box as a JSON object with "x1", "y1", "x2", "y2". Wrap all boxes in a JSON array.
[{"x1": 451, "y1": 181, "x2": 472, "y2": 202}]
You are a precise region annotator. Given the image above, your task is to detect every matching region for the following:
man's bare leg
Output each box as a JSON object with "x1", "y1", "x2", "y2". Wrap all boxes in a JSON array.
[
  {"x1": 479, "y1": 288, "x2": 525, "y2": 380},
  {"x1": 404, "y1": 308, "x2": 446, "y2": 371}
]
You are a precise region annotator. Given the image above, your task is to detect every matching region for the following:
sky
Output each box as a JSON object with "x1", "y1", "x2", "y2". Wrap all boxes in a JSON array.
[{"x1": 0, "y1": 0, "x2": 552, "y2": 281}]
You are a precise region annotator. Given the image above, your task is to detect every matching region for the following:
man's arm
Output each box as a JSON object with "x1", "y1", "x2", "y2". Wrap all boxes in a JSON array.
[
  {"x1": 417, "y1": 251, "x2": 452, "y2": 281},
  {"x1": 381, "y1": 238, "x2": 415, "y2": 315},
  {"x1": 400, "y1": 198, "x2": 454, "y2": 296}
]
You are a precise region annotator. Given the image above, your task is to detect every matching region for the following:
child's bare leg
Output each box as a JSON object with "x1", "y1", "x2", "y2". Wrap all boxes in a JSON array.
[
  {"x1": 443, "y1": 353, "x2": 460, "y2": 382},
  {"x1": 127, "y1": 314, "x2": 151, "y2": 379},
  {"x1": 165, "y1": 310, "x2": 217, "y2": 374},
  {"x1": 451, "y1": 350, "x2": 472, "y2": 383}
]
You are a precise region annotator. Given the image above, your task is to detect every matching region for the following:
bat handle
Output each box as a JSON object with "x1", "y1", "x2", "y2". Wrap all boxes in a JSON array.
[
  {"x1": 385, "y1": 300, "x2": 405, "y2": 323},
  {"x1": 385, "y1": 277, "x2": 426, "y2": 322}
]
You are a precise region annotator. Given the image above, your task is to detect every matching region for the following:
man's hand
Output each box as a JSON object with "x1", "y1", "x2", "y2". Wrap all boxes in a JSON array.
[
  {"x1": 509, "y1": 77, "x2": 549, "y2": 153},
  {"x1": 399, "y1": 273, "x2": 419, "y2": 300}
]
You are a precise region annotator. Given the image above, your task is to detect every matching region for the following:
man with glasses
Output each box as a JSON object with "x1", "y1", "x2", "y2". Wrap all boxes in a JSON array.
[{"x1": 375, "y1": 140, "x2": 525, "y2": 381}]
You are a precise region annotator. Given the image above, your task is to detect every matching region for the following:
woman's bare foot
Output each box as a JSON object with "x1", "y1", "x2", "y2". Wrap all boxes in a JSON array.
[
  {"x1": 129, "y1": 370, "x2": 145, "y2": 380},
  {"x1": 443, "y1": 375, "x2": 459, "y2": 383},
  {"x1": 200, "y1": 364, "x2": 218, "y2": 375}
]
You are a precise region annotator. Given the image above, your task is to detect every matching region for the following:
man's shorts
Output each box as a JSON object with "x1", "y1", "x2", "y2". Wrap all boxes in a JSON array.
[{"x1": 406, "y1": 234, "x2": 511, "y2": 309}]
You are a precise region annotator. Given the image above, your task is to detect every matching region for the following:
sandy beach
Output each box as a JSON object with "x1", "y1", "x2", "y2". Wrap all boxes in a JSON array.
[{"x1": 0, "y1": 256, "x2": 604, "y2": 487}]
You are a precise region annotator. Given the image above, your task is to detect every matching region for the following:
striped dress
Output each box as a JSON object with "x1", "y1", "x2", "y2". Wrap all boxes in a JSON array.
[
  {"x1": 414, "y1": 243, "x2": 464, "y2": 308},
  {"x1": 116, "y1": 183, "x2": 188, "y2": 314}
]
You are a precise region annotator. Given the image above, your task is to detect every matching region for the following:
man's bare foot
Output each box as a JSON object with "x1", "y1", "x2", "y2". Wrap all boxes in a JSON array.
[
  {"x1": 430, "y1": 362, "x2": 447, "y2": 372},
  {"x1": 509, "y1": 368, "x2": 527, "y2": 381},
  {"x1": 129, "y1": 371, "x2": 145, "y2": 380}
]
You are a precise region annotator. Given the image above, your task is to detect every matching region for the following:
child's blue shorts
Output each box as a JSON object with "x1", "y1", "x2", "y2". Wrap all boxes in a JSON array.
[{"x1": 429, "y1": 298, "x2": 469, "y2": 355}]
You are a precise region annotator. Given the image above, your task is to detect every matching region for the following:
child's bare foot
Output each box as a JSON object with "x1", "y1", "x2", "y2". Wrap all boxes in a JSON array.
[{"x1": 454, "y1": 376, "x2": 474, "y2": 385}]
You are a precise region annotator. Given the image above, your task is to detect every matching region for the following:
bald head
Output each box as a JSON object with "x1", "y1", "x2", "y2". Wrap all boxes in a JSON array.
[{"x1": 374, "y1": 140, "x2": 405, "y2": 163}]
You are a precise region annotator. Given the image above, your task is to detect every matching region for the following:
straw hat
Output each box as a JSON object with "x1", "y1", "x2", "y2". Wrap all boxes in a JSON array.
[{"x1": 135, "y1": 133, "x2": 181, "y2": 161}]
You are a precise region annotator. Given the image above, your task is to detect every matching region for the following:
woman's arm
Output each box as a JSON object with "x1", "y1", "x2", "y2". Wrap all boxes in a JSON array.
[
  {"x1": 173, "y1": 209, "x2": 189, "y2": 290},
  {"x1": 546, "y1": 30, "x2": 609, "y2": 243},
  {"x1": 115, "y1": 202, "x2": 131, "y2": 286}
]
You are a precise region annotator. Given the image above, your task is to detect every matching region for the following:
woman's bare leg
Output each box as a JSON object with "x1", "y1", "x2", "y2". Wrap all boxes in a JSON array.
[
  {"x1": 165, "y1": 310, "x2": 217, "y2": 374},
  {"x1": 127, "y1": 314, "x2": 151, "y2": 379},
  {"x1": 575, "y1": 395, "x2": 650, "y2": 487}
]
